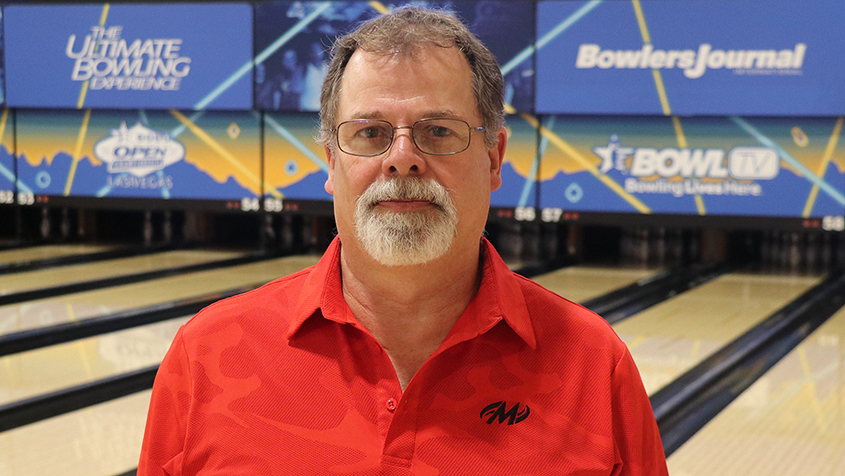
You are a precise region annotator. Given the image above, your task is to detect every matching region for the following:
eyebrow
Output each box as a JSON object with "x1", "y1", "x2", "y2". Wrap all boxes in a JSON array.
[{"x1": 348, "y1": 110, "x2": 464, "y2": 121}]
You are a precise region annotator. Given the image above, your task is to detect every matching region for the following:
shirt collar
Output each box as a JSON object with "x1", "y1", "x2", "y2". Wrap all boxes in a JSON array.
[{"x1": 287, "y1": 237, "x2": 536, "y2": 349}]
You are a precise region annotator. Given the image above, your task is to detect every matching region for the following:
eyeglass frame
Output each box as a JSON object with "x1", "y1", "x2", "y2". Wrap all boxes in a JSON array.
[{"x1": 331, "y1": 118, "x2": 486, "y2": 157}]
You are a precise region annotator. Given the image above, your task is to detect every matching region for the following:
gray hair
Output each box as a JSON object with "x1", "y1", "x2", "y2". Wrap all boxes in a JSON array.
[{"x1": 318, "y1": 6, "x2": 505, "y2": 150}]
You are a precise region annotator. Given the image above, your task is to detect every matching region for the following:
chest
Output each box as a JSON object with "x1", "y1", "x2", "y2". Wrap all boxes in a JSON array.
[{"x1": 179, "y1": 328, "x2": 619, "y2": 475}]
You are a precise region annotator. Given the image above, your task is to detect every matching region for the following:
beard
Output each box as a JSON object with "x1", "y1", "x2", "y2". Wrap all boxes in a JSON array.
[{"x1": 354, "y1": 177, "x2": 458, "y2": 266}]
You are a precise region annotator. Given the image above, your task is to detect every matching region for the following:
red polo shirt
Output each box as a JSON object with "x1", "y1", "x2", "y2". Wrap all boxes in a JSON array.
[{"x1": 139, "y1": 238, "x2": 667, "y2": 475}]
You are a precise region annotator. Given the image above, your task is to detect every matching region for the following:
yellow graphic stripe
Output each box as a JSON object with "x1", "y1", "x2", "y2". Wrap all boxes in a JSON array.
[
  {"x1": 671, "y1": 116, "x2": 688, "y2": 148},
  {"x1": 803, "y1": 117, "x2": 843, "y2": 217},
  {"x1": 76, "y1": 82, "x2": 90, "y2": 110},
  {"x1": 632, "y1": 0, "x2": 671, "y2": 116},
  {"x1": 170, "y1": 110, "x2": 280, "y2": 198},
  {"x1": 0, "y1": 109, "x2": 8, "y2": 143},
  {"x1": 651, "y1": 70, "x2": 671, "y2": 116},
  {"x1": 693, "y1": 195, "x2": 706, "y2": 215},
  {"x1": 100, "y1": 3, "x2": 110, "y2": 24},
  {"x1": 522, "y1": 113, "x2": 651, "y2": 213},
  {"x1": 671, "y1": 116, "x2": 706, "y2": 214},
  {"x1": 77, "y1": 4, "x2": 110, "y2": 109},
  {"x1": 631, "y1": 0, "x2": 651, "y2": 44},
  {"x1": 368, "y1": 1, "x2": 390, "y2": 14},
  {"x1": 64, "y1": 109, "x2": 92, "y2": 196}
]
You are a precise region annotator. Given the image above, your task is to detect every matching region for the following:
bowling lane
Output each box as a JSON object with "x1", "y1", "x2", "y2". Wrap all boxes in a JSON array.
[
  {"x1": 0, "y1": 254, "x2": 323, "y2": 476},
  {"x1": 0, "y1": 244, "x2": 113, "y2": 266},
  {"x1": 0, "y1": 249, "x2": 243, "y2": 295},
  {"x1": 532, "y1": 265, "x2": 660, "y2": 303},
  {"x1": 0, "y1": 390, "x2": 152, "y2": 476},
  {"x1": 0, "y1": 254, "x2": 321, "y2": 336},
  {"x1": 0, "y1": 263, "x2": 665, "y2": 476},
  {"x1": 611, "y1": 273, "x2": 823, "y2": 395},
  {"x1": 667, "y1": 305, "x2": 845, "y2": 476},
  {"x1": 0, "y1": 317, "x2": 187, "y2": 405}
]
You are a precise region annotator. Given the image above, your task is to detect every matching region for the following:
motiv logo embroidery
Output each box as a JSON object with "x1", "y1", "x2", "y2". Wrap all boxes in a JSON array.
[
  {"x1": 576, "y1": 43, "x2": 806, "y2": 78},
  {"x1": 480, "y1": 401, "x2": 530, "y2": 425}
]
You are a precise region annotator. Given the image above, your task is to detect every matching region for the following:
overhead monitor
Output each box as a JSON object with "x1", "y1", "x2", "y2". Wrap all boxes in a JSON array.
[
  {"x1": 536, "y1": 115, "x2": 845, "y2": 229},
  {"x1": 15, "y1": 109, "x2": 262, "y2": 212},
  {"x1": 263, "y1": 111, "x2": 332, "y2": 214},
  {"x1": 535, "y1": 0, "x2": 845, "y2": 115},
  {"x1": 254, "y1": 1, "x2": 535, "y2": 113},
  {"x1": 5, "y1": 3, "x2": 252, "y2": 110}
]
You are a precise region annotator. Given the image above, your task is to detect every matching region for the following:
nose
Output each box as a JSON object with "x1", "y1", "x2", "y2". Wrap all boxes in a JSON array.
[{"x1": 381, "y1": 127, "x2": 427, "y2": 177}]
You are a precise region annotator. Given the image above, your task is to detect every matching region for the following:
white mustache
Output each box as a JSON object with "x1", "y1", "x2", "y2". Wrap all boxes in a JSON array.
[{"x1": 358, "y1": 178, "x2": 450, "y2": 211}]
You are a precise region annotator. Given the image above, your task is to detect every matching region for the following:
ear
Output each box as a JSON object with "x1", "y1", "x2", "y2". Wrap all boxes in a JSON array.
[
  {"x1": 488, "y1": 126, "x2": 507, "y2": 192},
  {"x1": 324, "y1": 146, "x2": 335, "y2": 195}
]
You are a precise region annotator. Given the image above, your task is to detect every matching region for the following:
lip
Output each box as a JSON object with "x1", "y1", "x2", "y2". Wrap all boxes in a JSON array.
[{"x1": 377, "y1": 199, "x2": 434, "y2": 211}]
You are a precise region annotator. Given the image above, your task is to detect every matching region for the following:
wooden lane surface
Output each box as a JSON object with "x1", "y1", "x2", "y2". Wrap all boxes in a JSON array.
[
  {"x1": 0, "y1": 254, "x2": 322, "y2": 337},
  {"x1": 0, "y1": 391, "x2": 152, "y2": 476},
  {"x1": 531, "y1": 265, "x2": 659, "y2": 303},
  {"x1": 0, "y1": 317, "x2": 187, "y2": 405},
  {"x1": 1, "y1": 267, "x2": 820, "y2": 475},
  {"x1": 0, "y1": 244, "x2": 112, "y2": 266},
  {"x1": 667, "y1": 305, "x2": 845, "y2": 475},
  {"x1": 612, "y1": 273, "x2": 823, "y2": 395},
  {"x1": 0, "y1": 254, "x2": 322, "y2": 476},
  {"x1": 0, "y1": 249, "x2": 242, "y2": 295},
  {"x1": 0, "y1": 263, "x2": 651, "y2": 475}
]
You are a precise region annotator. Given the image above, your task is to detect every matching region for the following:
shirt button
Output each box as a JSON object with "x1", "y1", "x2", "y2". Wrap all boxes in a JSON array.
[{"x1": 386, "y1": 398, "x2": 397, "y2": 412}]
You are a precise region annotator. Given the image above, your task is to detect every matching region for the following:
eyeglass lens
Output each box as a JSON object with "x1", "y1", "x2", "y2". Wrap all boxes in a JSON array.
[{"x1": 337, "y1": 119, "x2": 472, "y2": 156}]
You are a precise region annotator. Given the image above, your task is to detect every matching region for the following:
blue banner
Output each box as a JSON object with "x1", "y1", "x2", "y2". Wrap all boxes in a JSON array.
[
  {"x1": 16, "y1": 109, "x2": 262, "y2": 202},
  {"x1": 5, "y1": 3, "x2": 252, "y2": 110},
  {"x1": 536, "y1": 0, "x2": 845, "y2": 115},
  {"x1": 0, "y1": 7, "x2": 5, "y2": 108},
  {"x1": 538, "y1": 115, "x2": 845, "y2": 219}
]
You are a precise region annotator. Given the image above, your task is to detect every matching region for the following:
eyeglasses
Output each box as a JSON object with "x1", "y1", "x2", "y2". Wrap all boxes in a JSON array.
[{"x1": 333, "y1": 118, "x2": 485, "y2": 157}]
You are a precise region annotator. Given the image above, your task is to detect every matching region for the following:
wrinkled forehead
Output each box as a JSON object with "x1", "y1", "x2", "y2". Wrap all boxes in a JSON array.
[{"x1": 336, "y1": 46, "x2": 478, "y2": 121}]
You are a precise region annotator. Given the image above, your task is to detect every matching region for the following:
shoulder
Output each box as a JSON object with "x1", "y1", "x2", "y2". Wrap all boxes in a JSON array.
[
  {"x1": 178, "y1": 264, "x2": 316, "y2": 342},
  {"x1": 514, "y1": 272, "x2": 627, "y2": 358}
]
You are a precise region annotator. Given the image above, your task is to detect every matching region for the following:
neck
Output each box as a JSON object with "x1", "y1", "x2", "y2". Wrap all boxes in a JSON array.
[{"x1": 340, "y1": 238, "x2": 484, "y2": 389}]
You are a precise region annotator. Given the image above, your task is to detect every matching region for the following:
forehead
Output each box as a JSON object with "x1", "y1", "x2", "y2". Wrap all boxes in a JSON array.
[{"x1": 336, "y1": 46, "x2": 479, "y2": 122}]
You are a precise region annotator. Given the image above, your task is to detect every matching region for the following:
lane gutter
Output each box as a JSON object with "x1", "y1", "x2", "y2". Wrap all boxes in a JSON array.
[
  {"x1": 0, "y1": 250, "x2": 279, "y2": 306},
  {"x1": 0, "y1": 260, "x2": 728, "y2": 437},
  {"x1": 651, "y1": 268, "x2": 845, "y2": 456},
  {"x1": 0, "y1": 242, "x2": 186, "y2": 275},
  {"x1": 0, "y1": 283, "x2": 261, "y2": 357},
  {"x1": 583, "y1": 262, "x2": 730, "y2": 324}
]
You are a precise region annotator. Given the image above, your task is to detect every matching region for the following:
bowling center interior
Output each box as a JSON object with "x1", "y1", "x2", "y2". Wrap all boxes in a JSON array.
[{"x1": 1, "y1": 0, "x2": 844, "y2": 475}]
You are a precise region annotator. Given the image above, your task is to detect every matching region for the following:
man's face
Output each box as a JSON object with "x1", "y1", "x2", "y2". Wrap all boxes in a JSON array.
[{"x1": 324, "y1": 46, "x2": 506, "y2": 266}]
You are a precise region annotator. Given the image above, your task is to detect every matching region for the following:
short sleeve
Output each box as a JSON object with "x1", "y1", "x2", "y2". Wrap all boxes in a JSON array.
[
  {"x1": 611, "y1": 347, "x2": 669, "y2": 476},
  {"x1": 138, "y1": 327, "x2": 192, "y2": 476}
]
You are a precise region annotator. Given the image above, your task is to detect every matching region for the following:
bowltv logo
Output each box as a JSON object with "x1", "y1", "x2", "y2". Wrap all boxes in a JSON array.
[{"x1": 480, "y1": 401, "x2": 530, "y2": 425}]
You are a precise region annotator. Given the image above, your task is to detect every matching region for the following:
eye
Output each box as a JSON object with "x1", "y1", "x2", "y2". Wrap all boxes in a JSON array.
[
  {"x1": 428, "y1": 126, "x2": 453, "y2": 138},
  {"x1": 420, "y1": 123, "x2": 459, "y2": 140},
  {"x1": 359, "y1": 126, "x2": 384, "y2": 139},
  {"x1": 354, "y1": 124, "x2": 390, "y2": 140}
]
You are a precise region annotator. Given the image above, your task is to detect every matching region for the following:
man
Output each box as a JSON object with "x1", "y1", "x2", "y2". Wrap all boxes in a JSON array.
[{"x1": 139, "y1": 7, "x2": 668, "y2": 475}]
